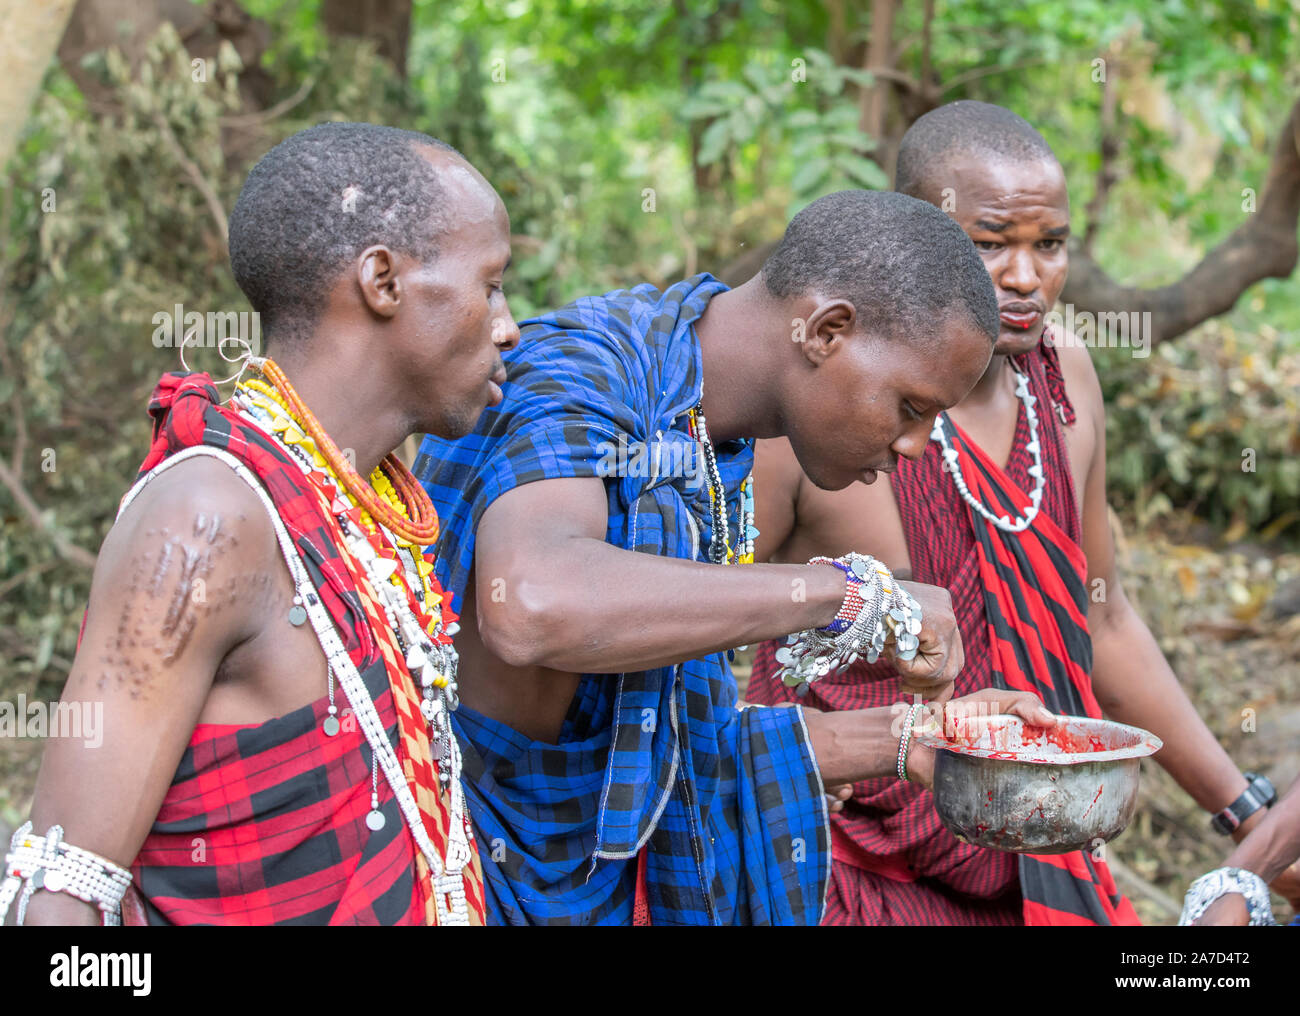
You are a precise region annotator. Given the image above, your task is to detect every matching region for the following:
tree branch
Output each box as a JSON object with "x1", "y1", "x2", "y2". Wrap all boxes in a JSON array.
[
  {"x1": 152, "y1": 110, "x2": 229, "y2": 252},
  {"x1": 1083, "y1": 49, "x2": 1121, "y2": 255},
  {"x1": 218, "y1": 76, "x2": 314, "y2": 127},
  {"x1": 862, "y1": 65, "x2": 921, "y2": 92},
  {"x1": 0, "y1": 559, "x2": 59, "y2": 601},
  {"x1": 0, "y1": 455, "x2": 98, "y2": 571},
  {"x1": 940, "y1": 57, "x2": 1051, "y2": 94},
  {"x1": 1062, "y1": 95, "x2": 1300, "y2": 347}
]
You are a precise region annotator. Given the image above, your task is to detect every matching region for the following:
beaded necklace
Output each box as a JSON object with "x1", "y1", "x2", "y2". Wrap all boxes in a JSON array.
[
  {"x1": 232, "y1": 374, "x2": 466, "y2": 815},
  {"x1": 253, "y1": 358, "x2": 441, "y2": 545},
  {"x1": 929, "y1": 366, "x2": 1045, "y2": 534},
  {"x1": 687, "y1": 401, "x2": 755, "y2": 565}
]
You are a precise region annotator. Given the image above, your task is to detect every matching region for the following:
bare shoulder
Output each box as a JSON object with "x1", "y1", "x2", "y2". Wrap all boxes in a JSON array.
[
  {"x1": 85, "y1": 455, "x2": 281, "y2": 673},
  {"x1": 106, "y1": 454, "x2": 276, "y2": 567},
  {"x1": 1051, "y1": 331, "x2": 1105, "y2": 433}
]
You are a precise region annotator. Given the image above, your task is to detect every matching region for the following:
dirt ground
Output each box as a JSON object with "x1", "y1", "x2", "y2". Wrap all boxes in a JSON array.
[{"x1": 3, "y1": 513, "x2": 1298, "y2": 925}]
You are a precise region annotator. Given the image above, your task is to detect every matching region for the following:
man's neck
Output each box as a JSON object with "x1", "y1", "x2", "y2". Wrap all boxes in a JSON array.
[
  {"x1": 263, "y1": 341, "x2": 409, "y2": 477},
  {"x1": 962, "y1": 351, "x2": 1012, "y2": 409},
  {"x1": 693, "y1": 278, "x2": 785, "y2": 445}
]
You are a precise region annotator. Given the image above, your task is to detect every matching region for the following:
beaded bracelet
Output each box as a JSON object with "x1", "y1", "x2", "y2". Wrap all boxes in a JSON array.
[
  {"x1": 774, "y1": 552, "x2": 923, "y2": 692},
  {"x1": 0, "y1": 822, "x2": 133, "y2": 926},
  {"x1": 897, "y1": 701, "x2": 926, "y2": 782},
  {"x1": 1178, "y1": 866, "x2": 1277, "y2": 926}
]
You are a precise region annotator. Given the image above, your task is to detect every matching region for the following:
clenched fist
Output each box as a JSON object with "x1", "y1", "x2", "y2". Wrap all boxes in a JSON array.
[{"x1": 885, "y1": 580, "x2": 964, "y2": 702}]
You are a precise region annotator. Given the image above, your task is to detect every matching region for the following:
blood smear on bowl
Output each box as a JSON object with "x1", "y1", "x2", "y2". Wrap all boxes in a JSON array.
[
  {"x1": 921, "y1": 714, "x2": 1160, "y2": 765},
  {"x1": 918, "y1": 714, "x2": 1162, "y2": 853}
]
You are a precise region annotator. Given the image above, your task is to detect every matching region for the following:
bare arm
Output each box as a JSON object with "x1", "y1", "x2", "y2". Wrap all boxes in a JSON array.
[
  {"x1": 17, "y1": 461, "x2": 272, "y2": 925},
  {"x1": 475, "y1": 476, "x2": 844, "y2": 674},
  {"x1": 474, "y1": 475, "x2": 964, "y2": 692},
  {"x1": 1193, "y1": 780, "x2": 1300, "y2": 925},
  {"x1": 1224, "y1": 779, "x2": 1300, "y2": 885},
  {"x1": 1065, "y1": 343, "x2": 1253, "y2": 828}
]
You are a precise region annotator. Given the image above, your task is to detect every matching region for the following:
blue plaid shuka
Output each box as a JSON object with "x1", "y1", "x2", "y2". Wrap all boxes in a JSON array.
[{"x1": 414, "y1": 273, "x2": 830, "y2": 925}]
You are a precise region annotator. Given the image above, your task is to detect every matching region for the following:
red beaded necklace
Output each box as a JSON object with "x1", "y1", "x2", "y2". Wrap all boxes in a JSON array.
[{"x1": 259, "y1": 358, "x2": 441, "y2": 545}]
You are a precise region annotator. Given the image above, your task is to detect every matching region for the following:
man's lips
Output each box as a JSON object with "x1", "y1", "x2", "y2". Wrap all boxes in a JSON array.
[
  {"x1": 487, "y1": 366, "x2": 507, "y2": 406},
  {"x1": 999, "y1": 306, "x2": 1042, "y2": 330}
]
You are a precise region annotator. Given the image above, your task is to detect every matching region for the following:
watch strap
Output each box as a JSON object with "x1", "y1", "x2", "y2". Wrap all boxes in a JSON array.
[{"x1": 1211, "y1": 772, "x2": 1276, "y2": 835}]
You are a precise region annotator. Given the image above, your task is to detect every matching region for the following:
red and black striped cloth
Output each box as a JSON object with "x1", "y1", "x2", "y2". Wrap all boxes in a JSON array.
[
  {"x1": 748, "y1": 336, "x2": 1139, "y2": 926},
  {"x1": 121, "y1": 372, "x2": 483, "y2": 924}
]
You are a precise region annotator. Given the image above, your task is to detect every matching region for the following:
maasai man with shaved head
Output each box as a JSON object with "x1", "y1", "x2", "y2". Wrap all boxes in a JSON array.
[
  {"x1": 6, "y1": 123, "x2": 520, "y2": 925},
  {"x1": 747, "y1": 100, "x2": 1296, "y2": 925},
  {"x1": 415, "y1": 189, "x2": 1061, "y2": 926}
]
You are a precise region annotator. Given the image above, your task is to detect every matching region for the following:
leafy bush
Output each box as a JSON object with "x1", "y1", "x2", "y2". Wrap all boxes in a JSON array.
[
  {"x1": 1101, "y1": 321, "x2": 1300, "y2": 536},
  {"x1": 0, "y1": 26, "x2": 433, "y2": 697}
]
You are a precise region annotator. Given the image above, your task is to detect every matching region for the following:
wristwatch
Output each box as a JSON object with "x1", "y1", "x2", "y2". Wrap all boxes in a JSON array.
[{"x1": 1210, "y1": 772, "x2": 1276, "y2": 835}]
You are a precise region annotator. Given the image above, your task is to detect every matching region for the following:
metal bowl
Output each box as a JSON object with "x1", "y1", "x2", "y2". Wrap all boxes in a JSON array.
[{"x1": 914, "y1": 714, "x2": 1162, "y2": 854}]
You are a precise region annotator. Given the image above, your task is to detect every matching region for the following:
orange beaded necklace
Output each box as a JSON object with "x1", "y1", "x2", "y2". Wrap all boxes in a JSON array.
[{"x1": 257, "y1": 357, "x2": 441, "y2": 545}]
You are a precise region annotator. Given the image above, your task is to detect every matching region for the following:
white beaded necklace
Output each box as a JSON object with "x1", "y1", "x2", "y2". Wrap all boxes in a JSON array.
[
  {"x1": 230, "y1": 389, "x2": 475, "y2": 923},
  {"x1": 930, "y1": 366, "x2": 1045, "y2": 534}
]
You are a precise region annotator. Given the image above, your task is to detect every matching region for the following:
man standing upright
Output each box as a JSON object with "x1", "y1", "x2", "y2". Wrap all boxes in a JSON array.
[
  {"x1": 6, "y1": 123, "x2": 520, "y2": 925},
  {"x1": 415, "y1": 190, "x2": 1058, "y2": 925}
]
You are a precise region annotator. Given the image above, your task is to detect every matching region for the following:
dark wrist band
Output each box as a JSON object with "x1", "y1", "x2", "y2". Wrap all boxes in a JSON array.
[{"x1": 1211, "y1": 772, "x2": 1276, "y2": 835}]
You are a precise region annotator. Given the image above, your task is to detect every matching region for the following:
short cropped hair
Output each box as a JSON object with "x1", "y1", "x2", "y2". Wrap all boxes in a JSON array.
[
  {"x1": 894, "y1": 100, "x2": 1058, "y2": 201},
  {"x1": 228, "y1": 121, "x2": 460, "y2": 344},
  {"x1": 761, "y1": 189, "x2": 998, "y2": 343}
]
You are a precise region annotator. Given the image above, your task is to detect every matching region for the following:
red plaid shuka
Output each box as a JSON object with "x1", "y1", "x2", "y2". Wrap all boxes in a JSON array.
[
  {"x1": 748, "y1": 335, "x2": 1139, "y2": 926},
  {"x1": 122, "y1": 372, "x2": 486, "y2": 925}
]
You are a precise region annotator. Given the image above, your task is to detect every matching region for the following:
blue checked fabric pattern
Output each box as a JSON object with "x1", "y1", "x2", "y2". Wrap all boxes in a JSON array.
[{"x1": 415, "y1": 274, "x2": 829, "y2": 925}]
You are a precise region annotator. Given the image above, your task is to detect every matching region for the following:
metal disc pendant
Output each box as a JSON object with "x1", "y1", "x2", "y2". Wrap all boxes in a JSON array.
[
  {"x1": 288, "y1": 605, "x2": 307, "y2": 626},
  {"x1": 366, "y1": 809, "x2": 386, "y2": 831},
  {"x1": 322, "y1": 716, "x2": 340, "y2": 737}
]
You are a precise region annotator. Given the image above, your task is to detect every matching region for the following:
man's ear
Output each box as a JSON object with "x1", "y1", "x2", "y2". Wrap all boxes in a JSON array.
[
  {"x1": 798, "y1": 298, "x2": 857, "y2": 367},
  {"x1": 357, "y1": 245, "x2": 400, "y2": 319}
]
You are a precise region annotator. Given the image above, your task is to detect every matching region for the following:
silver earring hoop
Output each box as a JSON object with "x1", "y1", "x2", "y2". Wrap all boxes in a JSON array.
[{"x1": 178, "y1": 331, "x2": 263, "y2": 386}]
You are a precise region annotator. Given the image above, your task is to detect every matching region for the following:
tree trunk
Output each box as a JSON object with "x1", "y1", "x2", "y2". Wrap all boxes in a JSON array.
[
  {"x1": 320, "y1": 0, "x2": 412, "y2": 78},
  {"x1": 56, "y1": 0, "x2": 273, "y2": 117},
  {"x1": 0, "y1": 0, "x2": 77, "y2": 170},
  {"x1": 858, "y1": 0, "x2": 899, "y2": 173}
]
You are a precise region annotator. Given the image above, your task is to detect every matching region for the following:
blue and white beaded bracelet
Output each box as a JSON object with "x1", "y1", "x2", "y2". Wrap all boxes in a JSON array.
[{"x1": 774, "y1": 552, "x2": 924, "y2": 692}]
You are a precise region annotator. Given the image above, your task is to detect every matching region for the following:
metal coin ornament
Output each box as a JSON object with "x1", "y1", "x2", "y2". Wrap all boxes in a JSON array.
[
  {"x1": 365, "y1": 809, "x2": 386, "y2": 831},
  {"x1": 322, "y1": 714, "x2": 340, "y2": 737},
  {"x1": 288, "y1": 602, "x2": 307, "y2": 626},
  {"x1": 776, "y1": 552, "x2": 923, "y2": 689}
]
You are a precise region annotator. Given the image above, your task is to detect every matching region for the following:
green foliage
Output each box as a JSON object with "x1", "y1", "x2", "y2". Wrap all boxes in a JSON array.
[
  {"x1": 683, "y1": 50, "x2": 887, "y2": 209},
  {"x1": 1101, "y1": 323, "x2": 1300, "y2": 533},
  {"x1": 0, "y1": 25, "x2": 439, "y2": 695}
]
